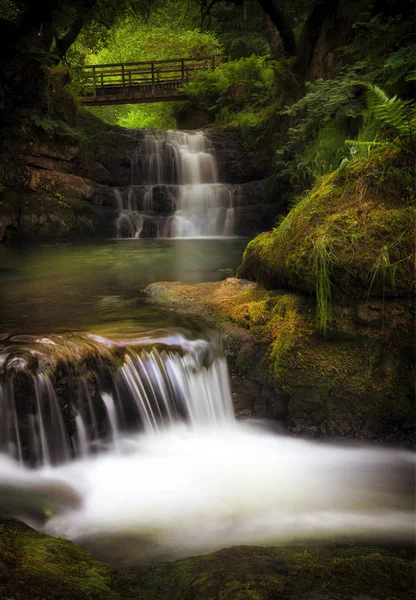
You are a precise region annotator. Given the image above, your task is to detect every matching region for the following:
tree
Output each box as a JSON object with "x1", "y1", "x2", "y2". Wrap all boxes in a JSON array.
[
  {"x1": 0, "y1": 0, "x2": 158, "y2": 110},
  {"x1": 197, "y1": 0, "x2": 412, "y2": 97}
]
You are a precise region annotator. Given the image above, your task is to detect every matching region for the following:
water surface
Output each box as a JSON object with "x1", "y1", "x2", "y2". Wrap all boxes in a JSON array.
[{"x1": 0, "y1": 238, "x2": 247, "y2": 334}]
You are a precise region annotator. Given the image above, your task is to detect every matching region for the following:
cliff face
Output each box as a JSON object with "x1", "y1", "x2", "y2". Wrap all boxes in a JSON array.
[{"x1": 0, "y1": 115, "x2": 281, "y2": 242}]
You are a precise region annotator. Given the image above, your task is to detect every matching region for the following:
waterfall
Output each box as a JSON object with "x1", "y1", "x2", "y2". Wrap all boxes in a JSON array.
[
  {"x1": 115, "y1": 131, "x2": 236, "y2": 238},
  {"x1": 0, "y1": 333, "x2": 414, "y2": 563},
  {"x1": 0, "y1": 334, "x2": 233, "y2": 467}
]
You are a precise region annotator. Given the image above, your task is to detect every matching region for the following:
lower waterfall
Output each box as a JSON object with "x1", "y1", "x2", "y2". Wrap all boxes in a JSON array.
[{"x1": 0, "y1": 332, "x2": 413, "y2": 565}]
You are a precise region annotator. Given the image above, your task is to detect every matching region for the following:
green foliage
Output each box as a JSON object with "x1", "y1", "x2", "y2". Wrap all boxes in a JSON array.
[
  {"x1": 71, "y1": 1, "x2": 222, "y2": 128},
  {"x1": 277, "y1": 63, "x2": 369, "y2": 186},
  {"x1": 30, "y1": 115, "x2": 85, "y2": 140},
  {"x1": 311, "y1": 234, "x2": 333, "y2": 333},
  {"x1": 205, "y1": 0, "x2": 268, "y2": 59},
  {"x1": 185, "y1": 56, "x2": 277, "y2": 142},
  {"x1": 278, "y1": 61, "x2": 415, "y2": 188},
  {"x1": 361, "y1": 84, "x2": 415, "y2": 144},
  {"x1": 383, "y1": 44, "x2": 416, "y2": 87},
  {"x1": 116, "y1": 102, "x2": 178, "y2": 129},
  {"x1": 186, "y1": 56, "x2": 274, "y2": 105}
]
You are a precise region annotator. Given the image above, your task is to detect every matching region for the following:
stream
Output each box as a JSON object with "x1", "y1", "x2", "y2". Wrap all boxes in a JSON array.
[{"x1": 0, "y1": 130, "x2": 414, "y2": 567}]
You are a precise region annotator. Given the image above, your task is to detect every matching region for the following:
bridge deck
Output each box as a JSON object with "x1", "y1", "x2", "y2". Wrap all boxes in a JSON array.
[{"x1": 80, "y1": 56, "x2": 219, "y2": 106}]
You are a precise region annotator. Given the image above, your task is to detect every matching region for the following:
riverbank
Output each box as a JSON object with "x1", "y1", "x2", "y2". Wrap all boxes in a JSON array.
[
  {"x1": 1, "y1": 517, "x2": 415, "y2": 600},
  {"x1": 145, "y1": 276, "x2": 414, "y2": 444}
]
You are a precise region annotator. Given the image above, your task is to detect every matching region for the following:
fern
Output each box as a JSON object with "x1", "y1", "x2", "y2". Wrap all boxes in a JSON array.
[
  {"x1": 362, "y1": 83, "x2": 415, "y2": 146},
  {"x1": 383, "y1": 45, "x2": 416, "y2": 86}
]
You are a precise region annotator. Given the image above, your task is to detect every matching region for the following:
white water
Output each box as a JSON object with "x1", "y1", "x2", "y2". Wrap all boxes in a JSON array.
[
  {"x1": 0, "y1": 337, "x2": 414, "y2": 565},
  {"x1": 115, "y1": 131, "x2": 236, "y2": 238}
]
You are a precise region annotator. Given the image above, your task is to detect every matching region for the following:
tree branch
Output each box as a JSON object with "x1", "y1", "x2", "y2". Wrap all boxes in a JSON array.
[{"x1": 55, "y1": 0, "x2": 99, "y2": 59}]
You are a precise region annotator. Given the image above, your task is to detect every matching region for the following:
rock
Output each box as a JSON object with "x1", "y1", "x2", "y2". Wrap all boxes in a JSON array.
[
  {"x1": 0, "y1": 517, "x2": 414, "y2": 600},
  {"x1": 145, "y1": 278, "x2": 415, "y2": 444},
  {"x1": 152, "y1": 185, "x2": 174, "y2": 215},
  {"x1": 238, "y1": 149, "x2": 415, "y2": 299},
  {"x1": 140, "y1": 218, "x2": 158, "y2": 238},
  {"x1": 205, "y1": 127, "x2": 271, "y2": 183},
  {"x1": 27, "y1": 168, "x2": 93, "y2": 196},
  {"x1": 354, "y1": 303, "x2": 383, "y2": 326}
]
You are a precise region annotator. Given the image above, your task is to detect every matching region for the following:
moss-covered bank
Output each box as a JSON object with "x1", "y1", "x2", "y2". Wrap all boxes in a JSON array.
[
  {"x1": 146, "y1": 278, "x2": 414, "y2": 442},
  {"x1": 0, "y1": 519, "x2": 414, "y2": 600},
  {"x1": 238, "y1": 149, "x2": 415, "y2": 331}
]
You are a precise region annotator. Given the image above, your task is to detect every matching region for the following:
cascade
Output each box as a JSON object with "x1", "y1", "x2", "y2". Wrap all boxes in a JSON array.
[
  {"x1": 115, "y1": 131, "x2": 236, "y2": 238},
  {"x1": 0, "y1": 334, "x2": 233, "y2": 466},
  {"x1": 0, "y1": 332, "x2": 414, "y2": 563}
]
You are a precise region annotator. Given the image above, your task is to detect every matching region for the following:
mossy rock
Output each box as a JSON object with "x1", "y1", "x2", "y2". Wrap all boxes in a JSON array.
[
  {"x1": 238, "y1": 149, "x2": 415, "y2": 316},
  {"x1": 0, "y1": 519, "x2": 117, "y2": 600},
  {"x1": 146, "y1": 279, "x2": 415, "y2": 442},
  {"x1": 0, "y1": 519, "x2": 414, "y2": 600},
  {"x1": 120, "y1": 544, "x2": 416, "y2": 600}
]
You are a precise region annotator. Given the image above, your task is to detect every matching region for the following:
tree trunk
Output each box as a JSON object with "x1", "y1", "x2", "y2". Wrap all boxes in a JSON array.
[
  {"x1": 257, "y1": 0, "x2": 297, "y2": 58},
  {"x1": 263, "y1": 13, "x2": 282, "y2": 61},
  {"x1": 296, "y1": 0, "x2": 342, "y2": 82}
]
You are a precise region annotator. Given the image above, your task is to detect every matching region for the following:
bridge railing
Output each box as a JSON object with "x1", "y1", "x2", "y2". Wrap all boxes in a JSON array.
[{"x1": 82, "y1": 56, "x2": 220, "y2": 98}]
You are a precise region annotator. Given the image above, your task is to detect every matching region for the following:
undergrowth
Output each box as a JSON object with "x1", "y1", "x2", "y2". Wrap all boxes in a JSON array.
[{"x1": 239, "y1": 147, "x2": 415, "y2": 333}]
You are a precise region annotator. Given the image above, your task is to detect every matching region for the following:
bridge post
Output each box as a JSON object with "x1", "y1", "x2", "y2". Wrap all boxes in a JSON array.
[
  {"x1": 122, "y1": 64, "x2": 125, "y2": 91},
  {"x1": 181, "y1": 59, "x2": 185, "y2": 82},
  {"x1": 151, "y1": 61, "x2": 155, "y2": 95},
  {"x1": 211, "y1": 55, "x2": 215, "y2": 70},
  {"x1": 92, "y1": 66, "x2": 97, "y2": 95}
]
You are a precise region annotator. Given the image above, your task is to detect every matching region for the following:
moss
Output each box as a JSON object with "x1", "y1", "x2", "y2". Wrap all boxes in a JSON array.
[
  {"x1": 129, "y1": 544, "x2": 416, "y2": 600},
  {"x1": 0, "y1": 520, "x2": 414, "y2": 600},
  {"x1": 238, "y1": 149, "x2": 415, "y2": 330},
  {"x1": 0, "y1": 520, "x2": 116, "y2": 600},
  {"x1": 146, "y1": 279, "x2": 415, "y2": 441}
]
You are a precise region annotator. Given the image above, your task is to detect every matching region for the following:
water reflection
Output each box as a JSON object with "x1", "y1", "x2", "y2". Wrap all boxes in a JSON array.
[{"x1": 0, "y1": 239, "x2": 247, "y2": 333}]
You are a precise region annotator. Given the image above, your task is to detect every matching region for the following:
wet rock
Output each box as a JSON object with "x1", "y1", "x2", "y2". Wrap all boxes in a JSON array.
[
  {"x1": 0, "y1": 518, "x2": 414, "y2": 600},
  {"x1": 205, "y1": 127, "x2": 270, "y2": 183},
  {"x1": 139, "y1": 218, "x2": 158, "y2": 238},
  {"x1": 354, "y1": 303, "x2": 383, "y2": 326},
  {"x1": 152, "y1": 185, "x2": 174, "y2": 215}
]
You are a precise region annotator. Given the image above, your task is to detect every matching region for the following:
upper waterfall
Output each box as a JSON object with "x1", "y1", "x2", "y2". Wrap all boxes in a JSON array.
[{"x1": 116, "y1": 130, "x2": 236, "y2": 238}]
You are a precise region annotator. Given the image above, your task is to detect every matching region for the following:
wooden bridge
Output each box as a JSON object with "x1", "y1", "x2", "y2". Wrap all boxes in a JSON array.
[{"x1": 80, "y1": 56, "x2": 219, "y2": 106}]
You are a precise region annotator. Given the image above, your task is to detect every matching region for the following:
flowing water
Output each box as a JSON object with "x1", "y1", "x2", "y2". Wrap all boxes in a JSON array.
[
  {"x1": 0, "y1": 131, "x2": 414, "y2": 566},
  {"x1": 115, "y1": 131, "x2": 237, "y2": 238},
  {"x1": 0, "y1": 337, "x2": 413, "y2": 565}
]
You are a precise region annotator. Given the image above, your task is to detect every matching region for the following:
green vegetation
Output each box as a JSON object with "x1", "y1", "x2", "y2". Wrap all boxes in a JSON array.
[
  {"x1": 146, "y1": 277, "x2": 414, "y2": 440},
  {"x1": 0, "y1": 520, "x2": 115, "y2": 600},
  {"x1": 239, "y1": 147, "x2": 415, "y2": 331},
  {"x1": 134, "y1": 544, "x2": 416, "y2": 600},
  {"x1": 184, "y1": 56, "x2": 277, "y2": 139},
  {"x1": 75, "y1": 0, "x2": 221, "y2": 128},
  {"x1": 1, "y1": 519, "x2": 414, "y2": 600}
]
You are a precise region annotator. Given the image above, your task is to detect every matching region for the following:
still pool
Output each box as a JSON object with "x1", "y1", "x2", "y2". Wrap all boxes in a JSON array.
[{"x1": 0, "y1": 238, "x2": 248, "y2": 334}]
